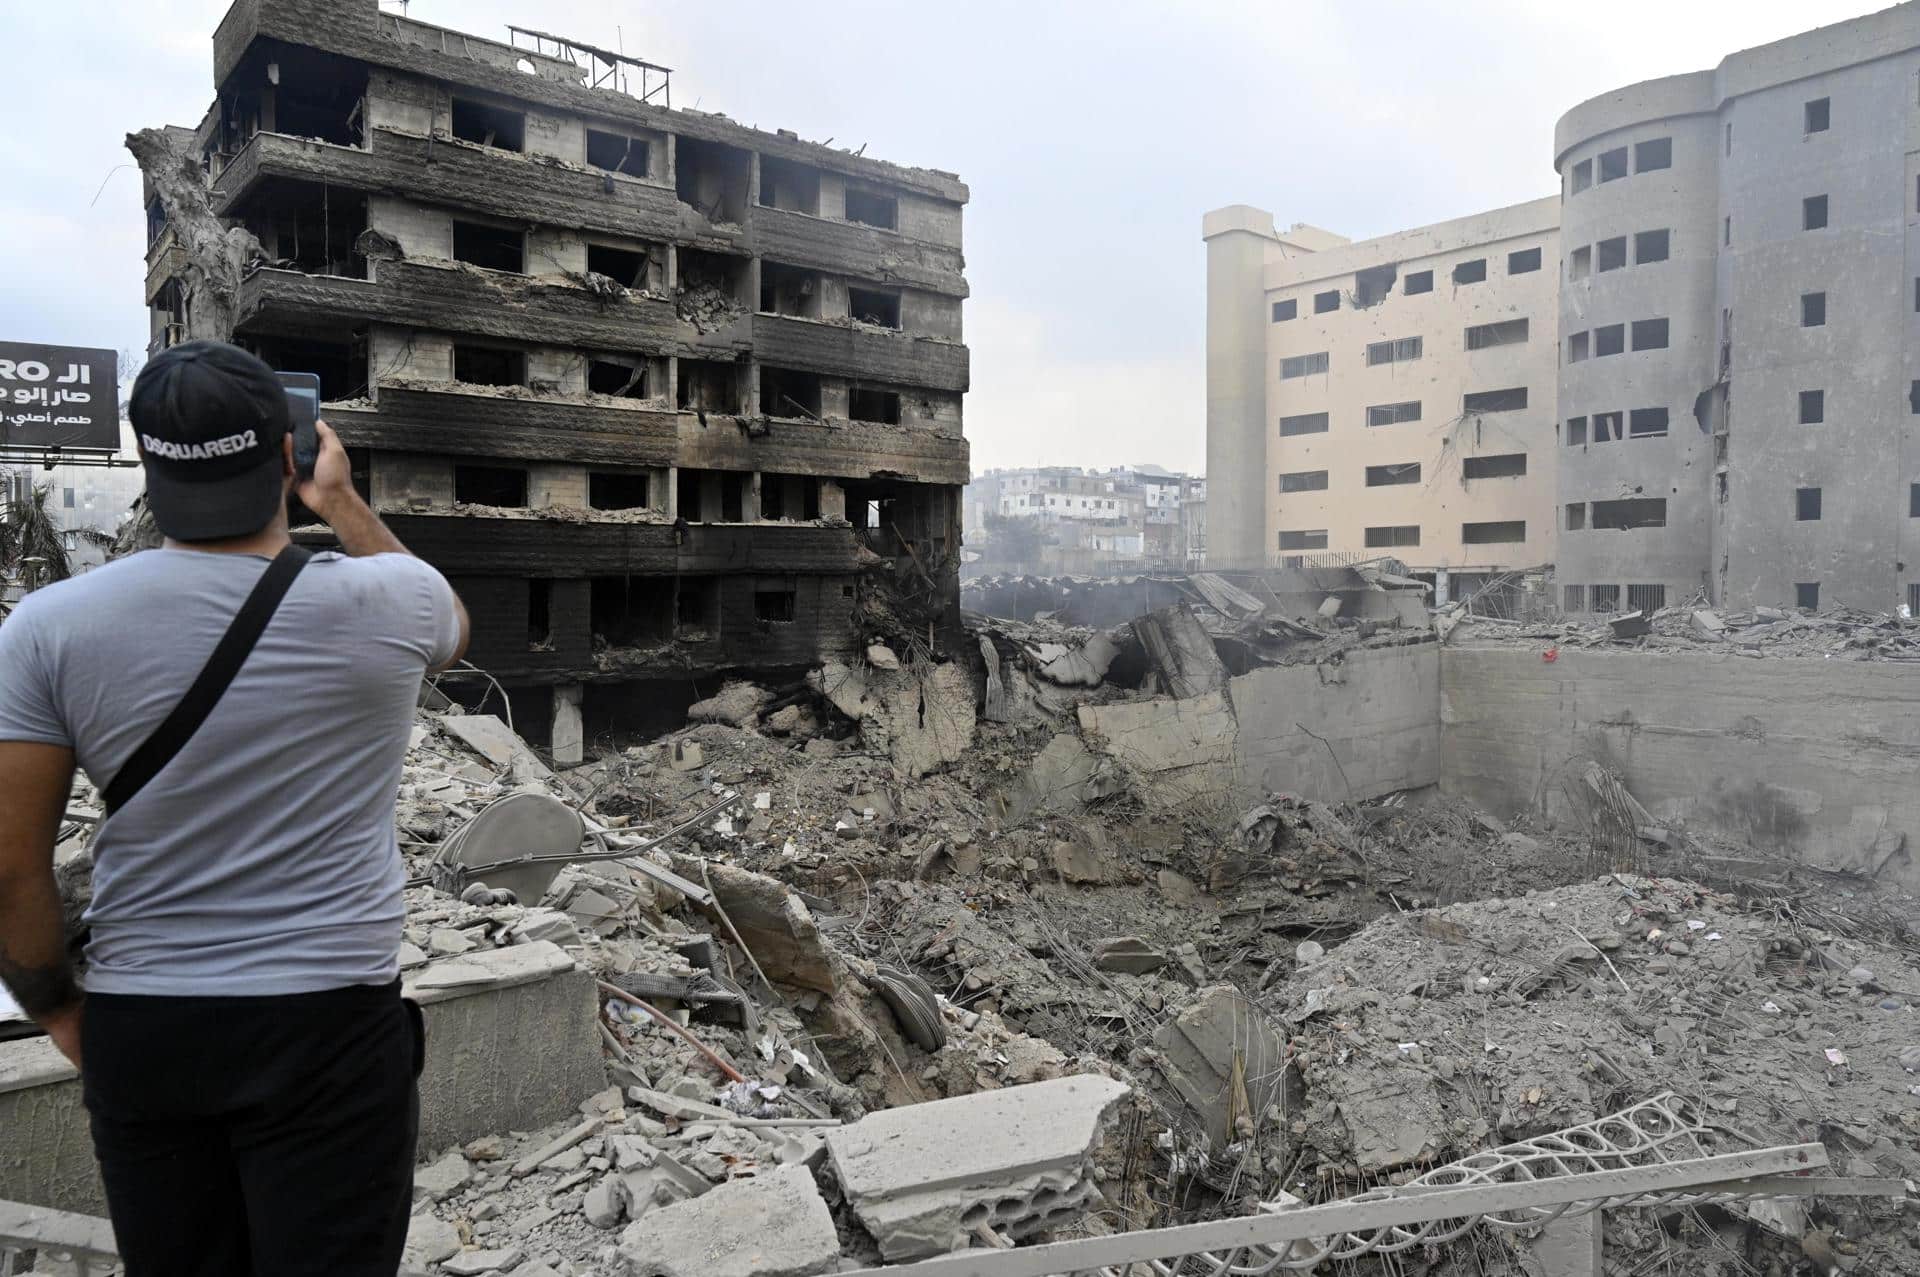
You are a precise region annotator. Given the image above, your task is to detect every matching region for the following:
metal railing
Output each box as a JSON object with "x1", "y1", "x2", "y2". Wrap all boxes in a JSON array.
[
  {"x1": 839, "y1": 1094, "x2": 1902, "y2": 1277},
  {"x1": 0, "y1": 1201, "x2": 120, "y2": 1276}
]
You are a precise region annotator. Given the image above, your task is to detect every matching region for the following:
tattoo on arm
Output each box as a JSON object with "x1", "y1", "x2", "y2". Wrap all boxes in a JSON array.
[{"x1": 0, "y1": 951, "x2": 81, "y2": 1020}]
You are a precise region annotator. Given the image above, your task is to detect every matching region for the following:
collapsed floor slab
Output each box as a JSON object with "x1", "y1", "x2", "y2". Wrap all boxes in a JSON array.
[{"x1": 824, "y1": 1074, "x2": 1130, "y2": 1260}]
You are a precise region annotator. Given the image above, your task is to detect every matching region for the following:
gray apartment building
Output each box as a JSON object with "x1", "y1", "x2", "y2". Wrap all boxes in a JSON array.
[
  {"x1": 138, "y1": 0, "x2": 969, "y2": 754},
  {"x1": 1554, "y1": 3, "x2": 1920, "y2": 614}
]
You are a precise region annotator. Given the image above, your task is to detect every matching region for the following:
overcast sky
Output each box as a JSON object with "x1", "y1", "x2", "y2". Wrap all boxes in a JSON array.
[{"x1": 0, "y1": 0, "x2": 1883, "y2": 477}]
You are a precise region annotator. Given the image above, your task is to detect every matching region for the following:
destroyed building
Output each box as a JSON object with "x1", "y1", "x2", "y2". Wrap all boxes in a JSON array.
[
  {"x1": 136, "y1": 0, "x2": 970, "y2": 758},
  {"x1": 1206, "y1": 2, "x2": 1920, "y2": 615}
]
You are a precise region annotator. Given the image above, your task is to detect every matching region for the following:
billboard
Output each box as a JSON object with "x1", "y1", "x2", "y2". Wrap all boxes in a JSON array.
[{"x1": 0, "y1": 342, "x2": 120, "y2": 452}]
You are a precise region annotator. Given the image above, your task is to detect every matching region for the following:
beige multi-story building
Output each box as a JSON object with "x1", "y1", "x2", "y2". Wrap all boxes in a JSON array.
[{"x1": 1204, "y1": 200, "x2": 1560, "y2": 595}]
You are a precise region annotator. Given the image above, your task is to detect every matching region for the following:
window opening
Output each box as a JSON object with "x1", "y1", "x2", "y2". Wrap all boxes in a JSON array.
[
  {"x1": 1462, "y1": 453, "x2": 1526, "y2": 479},
  {"x1": 454, "y1": 464, "x2": 528, "y2": 507},
  {"x1": 450, "y1": 98, "x2": 525, "y2": 151},
  {"x1": 586, "y1": 128, "x2": 649, "y2": 177},
  {"x1": 452, "y1": 220, "x2": 524, "y2": 272},
  {"x1": 1365, "y1": 462, "x2": 1421, "y2": 486}
]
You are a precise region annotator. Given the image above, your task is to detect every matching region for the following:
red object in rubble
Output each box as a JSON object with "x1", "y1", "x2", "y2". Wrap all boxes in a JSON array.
[{"x1": 1542, "y1": 646, "x2": 1559, "y2": 662}]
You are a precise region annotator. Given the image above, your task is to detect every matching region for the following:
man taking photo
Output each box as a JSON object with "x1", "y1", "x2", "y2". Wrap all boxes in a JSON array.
[{"x1": 0, "y1": 340, "x2": 470, "y2": 1275}]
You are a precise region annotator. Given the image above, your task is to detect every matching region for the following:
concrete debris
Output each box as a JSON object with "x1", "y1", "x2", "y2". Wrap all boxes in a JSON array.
[
  {"x1": 687, "y1": 683, "x2": 774, "y2": 729},
  {"x1": 415, "y1": 1150, "x2": 474, "y2": 1202},
  {"x1": 1150, "y1": 986, "x2": 1286, "y2": 1149},
  {"x1": 1134, "y1": 603, "x2": 1229, "y2": 699},
  {"x1": 1036, "y1": 631, "x2": 1122, "y2": 687},
  {"x1": 1453, "y1": 595, "x2": 1920, "y2": 661},
  {"x1": 825, "y1": 1075, "x2": 1131, "y2": 1260},
  {"x1": 619, "y1": 1164, "x2": 839, "y2": 1277},
  {"x1": 1092, "y1": 936, "x2": 1169, "y2": 974},
  {"x1": 402, "y1": 1213, "x2": 463, "y2": 1268}
]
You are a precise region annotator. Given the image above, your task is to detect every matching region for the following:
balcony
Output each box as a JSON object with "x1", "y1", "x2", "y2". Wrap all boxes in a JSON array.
[
  {"x1": 323, "y1": 383, "x2": 968, "y2": 483},
  {"x1": 234, "y1": 261, "x2": 684, "y2": 350},
  {"x1": 381, "y1": 513, "x2": 870, "y2": 577},
  {"x1": 213, "y1": 130, "x2": 690, "y2": 249},
  {"x1": 753, "y1": 314, "x2": 968, "y2": 394},
  {"x1": 749, "y1": 205, "x2": 965, "y2": 298}
]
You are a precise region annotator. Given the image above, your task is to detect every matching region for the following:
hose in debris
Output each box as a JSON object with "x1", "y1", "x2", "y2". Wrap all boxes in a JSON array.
[{"x1": 596, "y1": 979, "x2": 748, "y2": 1084}]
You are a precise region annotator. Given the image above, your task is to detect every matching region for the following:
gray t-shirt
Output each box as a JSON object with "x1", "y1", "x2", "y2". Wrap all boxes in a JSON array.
[{"x1": 0, "y1": 547, "x2": 460, "y2": 996}]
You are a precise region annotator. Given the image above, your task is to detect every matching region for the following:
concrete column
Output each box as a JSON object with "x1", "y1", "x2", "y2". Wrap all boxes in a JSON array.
[
  {"x1": 1434, "y1": 567, "x2": 1450, "y2": 608},
  {"x1": 747, "y1": 472, "x2": 764, "y2": 521},
  {"x1": 664, "y1": 466, "x2": 679, "y2": 518},
  {"x1": 819, "y1": 480, "x2": 847, "y2": 522},
  {"x1": 551, "y1": 683, "x2": 584, "y2": 766},
  {"x1": 1527, "y1": 1213, "x2": 1601, "y2": 1277},
  {"x1": 1202, "y1": 206, "x2": 1282, "y2": 570}
]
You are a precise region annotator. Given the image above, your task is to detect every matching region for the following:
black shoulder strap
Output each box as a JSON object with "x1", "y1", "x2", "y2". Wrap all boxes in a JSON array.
[{"x1": 103, "y1": 545, "x2": 313, "y2": 816}]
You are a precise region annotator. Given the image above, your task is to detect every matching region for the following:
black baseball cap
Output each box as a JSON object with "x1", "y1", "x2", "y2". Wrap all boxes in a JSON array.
[{"x1": 130, "y1": 341, "x2": 290, "y2": 541}]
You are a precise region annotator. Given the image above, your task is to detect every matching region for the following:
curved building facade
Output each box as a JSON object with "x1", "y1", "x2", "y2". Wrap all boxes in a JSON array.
[{"x1": 1554, "y1": 4, "x2": 1920, "y2": 612}]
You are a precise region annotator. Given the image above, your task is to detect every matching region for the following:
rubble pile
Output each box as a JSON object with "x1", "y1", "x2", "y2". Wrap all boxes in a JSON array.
[
  {"x1": 1448, "y1": 596, "x2": 1920, "y2": 660},
  {"x1": 32, "y1": 598, "x2": 1920, "y2": 1275},
  {"x1": 1257, "y1": 872, "x2": 1920, "y2": 1273},
  {"x1": 673, "y1": 281, "x2": 745, "y2": 334}
]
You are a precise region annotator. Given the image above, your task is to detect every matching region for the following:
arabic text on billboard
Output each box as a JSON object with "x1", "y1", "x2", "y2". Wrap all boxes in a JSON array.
[{"x1": 0, "y1": 342, "x2": 119, "y2": 451}]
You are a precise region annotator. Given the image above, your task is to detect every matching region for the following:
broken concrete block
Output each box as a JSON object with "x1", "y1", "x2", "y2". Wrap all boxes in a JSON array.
[
  {"x1": 1037, "y1": 632, "x2": 1121, "y2": 687},
  {"x1": 1048, "y1": 839, "x2": 1110, "y2": 885},
  {"x1": 617, "y1": 1163, "x2": 839, "y2": 1277},
  {"x1": 413, "y1": 1150, "x2": 472, "y2": 1202},
  {"x1": 583, "y1": 1178, "x2": 624, "y2": 1229},
  {"x1": 1077, "y1": 693, "x2": 1238, "y2": 807},
  {"x1": 863, "y1": 661, "x2": 977, "y2": 778},
  {"x1": 1157, "y1": 869, "x2": 1199, "y2": 906},
  {"x1": 1171, "y1": 942, "x2": 1207, "y2": 987},
  {"x1": 1134, "y1": 603, "x2": 1228, "y2": 699},
  {"x1": 442, "y1": 1247, "x2": 525, "y2": 1276},
  {"x1": 687, "y1": 682, "x2": 773, "y2": 729},
  {"x1": 441, "y1": 714, "x2": 553, "y2": 781},
  {"x1": 1317, "y1": 596, "x2": 1343, "y2": 619},
  {"x1": 1152, "y1": 986, "x2": 1285, "y2": 1149},
  {"x1": 1691, "y1": 609, "x2": 1728, "y2": 640},
  {"x1": 402, "y1": 1213, "x2": 462, "y2": 1268},
  {"x1": 428, "y1": 928, "x2": 477, "y2": 957},
  {"x1": 687, "y1": 862, "x2": 838, "y2": 994},
  {"x1": 866, "y1": 642, "x2": 902, "y2": 670},
  {"x1": 825, "y1": 1075, "x2": 1129, "y2": 1261},
  {"x1": 1091, "y1": 937, "x2": 1168, "y2": 974},
  {"x1": 669, "y1": 741, "x2": 704, "y2": 772},
  {"x1": 809, "y1": 661, "x2": 872, "y2": 721}
]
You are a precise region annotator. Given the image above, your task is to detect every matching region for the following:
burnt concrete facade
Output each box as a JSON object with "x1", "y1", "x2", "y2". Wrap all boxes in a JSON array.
[
  {"x1": 1553, "y1": 3, "x2": 1920, "y2": 614},
  {"x1": 141, "y1": 0, "x2": 969, "y2": 750}
]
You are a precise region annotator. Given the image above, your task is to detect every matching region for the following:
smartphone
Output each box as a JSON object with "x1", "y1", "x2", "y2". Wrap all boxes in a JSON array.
[{"x1": 277, "y1": 372, "x2": 322, "y2": 479}]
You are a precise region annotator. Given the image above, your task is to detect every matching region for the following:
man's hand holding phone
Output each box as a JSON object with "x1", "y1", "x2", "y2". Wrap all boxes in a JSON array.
[{"x1": 294, "y1": 420, "x2": 357, "y2": 524}]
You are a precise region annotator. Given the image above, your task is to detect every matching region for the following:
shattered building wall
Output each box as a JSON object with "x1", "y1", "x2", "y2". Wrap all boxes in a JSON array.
[
  {"x1": 1553, "y1": 3, "x2": 1920, "y2": 613},
  {"x1": 137, "y1": 0, "x2": 969, "y2": 754},
  {"x1": 1202, "y1": 200, "x2": 1561, "y2": 584}
]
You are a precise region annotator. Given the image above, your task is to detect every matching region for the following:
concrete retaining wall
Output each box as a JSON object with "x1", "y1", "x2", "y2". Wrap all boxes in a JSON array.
[
  {"x1": 0, "y1": 943, "x2": 605, "y2": 1215},
  {"x1": 1232, "y1": 644, "x2": 1441, "y2": 803},
  {"x1": 1077, "y1": 643, "x2": 1442, "y2": 810},
  {"x1": 1440, "y1": 646, "x2": 1920, "y2": 888}
]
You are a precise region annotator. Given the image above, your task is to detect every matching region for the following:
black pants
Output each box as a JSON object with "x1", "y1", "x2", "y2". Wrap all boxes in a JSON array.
[{"x1": 82, "y1": 980, "x2": 423, "y2": 1277}]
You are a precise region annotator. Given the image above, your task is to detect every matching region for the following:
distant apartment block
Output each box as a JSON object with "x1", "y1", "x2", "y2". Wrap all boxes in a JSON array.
[
  {"x1": 1555, "y1": 2, "x2": 1920, "y2": 613},
  {"x1": 964, "y1": 465, "x2": 1204, "y2": 574},
  {"x1": 1204, "y1": 200, "x2": 1559, "y2": 598}
]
